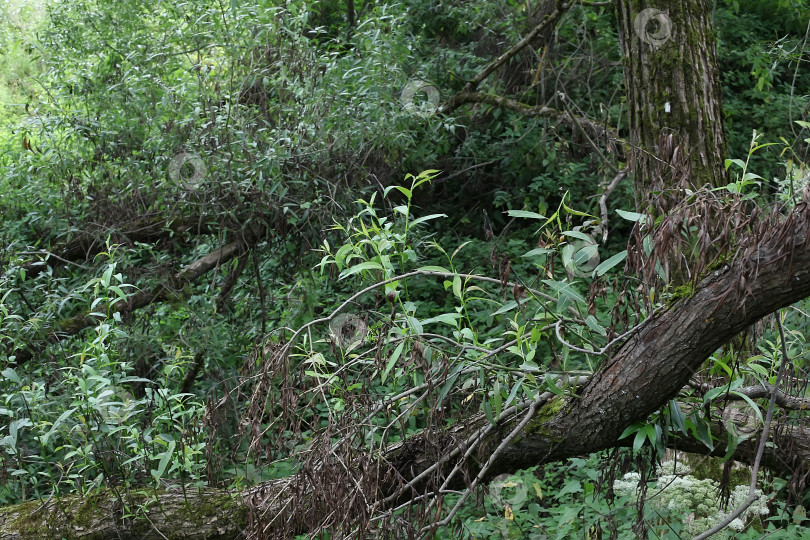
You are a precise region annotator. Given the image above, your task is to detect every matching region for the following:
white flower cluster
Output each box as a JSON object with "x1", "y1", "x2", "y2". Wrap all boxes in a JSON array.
[{"x1": 613, "y1": 461, "x2": 769, "y2": 537}]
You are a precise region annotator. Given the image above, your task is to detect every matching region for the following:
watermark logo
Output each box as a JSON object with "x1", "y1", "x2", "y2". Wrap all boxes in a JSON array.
[
  {"x1": 96, "y1": 385, "x2": 135, "y2": 424},
  {"x1": 489, "y1": 473, "x2": 535, "y2": 538},
  {"x1": 722, "y1": 403, "x2": 761, "y2": 440},
  {"x1": 329, "y1": 313, "x2": 368, "y2": 352},
  {"x1": 168, "y1": 151, "x2": 207, "y2": 190},
  {"x1": 563, "y1": 230, "x2": 600, "y2": 280},
  {"x1": 633, "y1": 8, "x2": 673, "y2": 49},
  {"x1": 400, "y1": 80, "x2": 440, "y2": 116}
]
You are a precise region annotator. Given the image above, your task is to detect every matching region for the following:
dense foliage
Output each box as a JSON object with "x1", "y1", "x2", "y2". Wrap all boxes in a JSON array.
[{"x1": 1, "y1": 0, "x2": 809, "y2": 538}]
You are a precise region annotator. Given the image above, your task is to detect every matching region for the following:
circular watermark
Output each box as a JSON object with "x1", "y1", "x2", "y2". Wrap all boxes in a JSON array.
[
  {"x1": 633, "y1": 8, "x2": 673, "y2": 49},
  {"x1": 563, "y1": 231, "x2": 600, "y2": 280},
  {"x1": 7, "y1": 6, "x2": 22, "y2": 29},
  {"x1": 489, "y1": 473, "x2": 529, "y2": 509},
  {"x1": 96, "y1": 385, "x2": 135, "y2": 424},
  {"x1": 489, "y1": 473, "x2": 531, "y2": 538},
  {"x1": 168, "y1": 151, "x2": 207, "y2": 190},
  {"x1": 722, "y1": 403, "x2": 761, "y2": 440},
  {"x1": 400, "y1": 80, "x2": 440, "y2": 116},
  {"x1": 329, "y1": 313, "x2": 368, "y2": 352}
]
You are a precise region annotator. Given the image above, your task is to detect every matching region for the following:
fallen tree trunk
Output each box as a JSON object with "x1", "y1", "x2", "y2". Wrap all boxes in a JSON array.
[
  {"x1": 7, "y1": 225, "x2": 265, "y2": 366},
  {"x1": 5, "y1": 213, "x2": 216, "y2": 281},
  {"x1": 0, "y1": 486, "x2": 249, "y2": 540},
  {"x1": 0, "y1": 418, "x2": 806, "y2": 540}
]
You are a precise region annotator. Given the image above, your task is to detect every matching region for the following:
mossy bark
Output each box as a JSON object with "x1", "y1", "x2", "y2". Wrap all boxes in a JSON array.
[
  {"x1": 616, "y1": 0, "x2": 728, "y2": 205},
  {"x1": 0, "y1": 488, "x2": 248, "y2": 540}
]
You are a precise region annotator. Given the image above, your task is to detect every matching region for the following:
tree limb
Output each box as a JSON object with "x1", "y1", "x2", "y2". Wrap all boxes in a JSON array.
[{"x1": 6, "y1": 225, "x2": 265, "y2": 366}]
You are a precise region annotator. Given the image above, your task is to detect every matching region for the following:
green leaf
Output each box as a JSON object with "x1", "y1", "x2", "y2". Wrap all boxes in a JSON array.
[
  {"x1": 109, "y1": 286, "x2": 128, "y2": 301},
  {"x1": 561, "y1": 230, "x2": 594, "y2": 242},
  {"x1": 542, "y1": 279, "x2": 586, "y2": 305},
  {"x1": 452, "y1": 275, "x2": 462, "y2": 299},
  {"x1": 744, "y1": 363, "x2": 770, "y2": 378},
  {"x1": 633, "y1": 429, "x2": 646, "y2": 453},
  {"x1": 334, "y1": 244, "x2": 354, "y2": 269},
  {"x1": 619, "y1": 422, "x2": 643, "y2": 440},
  {"x1": 668, "y1": 399, "x2": 687, "y2": 434},
  {"x1": 723, "y1": 429, "x2": 740, "y2": 461},
  {"x1": 643, "y1": 423, "x2": 658, "y2": 445},
  {"x1": 615, "y1": 209, "x2": 645, "y2": 222},
  {"x1": 705, "y1": 378, "x2": 744, "y2": 404},
  {"x1": 506, "y1": 210, "x2": 545, "y2": 220},
  {"x1": 1, "y1": 368, "x2": 21, "y2": 384},
  {"x1": 451, "y1": 241, "x2": 472, "y2": 260},
  {"x1": 438, "y1": 364, "x2": 463, "y2": 404},
  {"x1": 492, "y1": 381, "x2": 502, "y2": 419},
  {"x1": 728, "y1": 392, "x2": 764, "y2": 426},
  {"x1": 384, "y1": 185, "x2": 412, "y2": 199},
  {"x1": 483, "y1": 399, "x2": 496, "y2": 425},
  {"x1": 691, "y1": 413, "x2": 714, "y2": 451},
  {"x1": 101, "y1": 265, "x2": 113, "y2": 288},
  {"x1": 521, "y1": 248, "x2": 553, "y2": 258},
  {"x1": 703, "y1": 386, "x2": 724, "y2": 403},
  {"x1": 408, "y1": 213, "x2": 447, "y2": 229},
  {"x1": 492, "y1": 300, "x2": 519, "y2": 316},
  {"x1": 711, "y1": 358, "x2": 733, "y2": 378},
  {"x1": 594, "y1": 250, "x2": 627, "y2": 276},
  {"x1": 41, "y1": 407, "x2": 77, "y2": 445},
  {"x1": 504, "y1": 377, "x2": 524, "y2": 409},
  {"x1": 153, "y1": 440, "x2": 176, "y2": 481},
  {"x1": 574, "y1": 244, "x2": 598, "y2": 266},
  {"x1": 544, "y1": 373, "x2": 564, "y2": 395},
  {"x1": 422, "y1": 313, "x2": 462, "y2": 326},
  {"x1": 411, "y1": 170, "x2": 440, "y2": 190},
  {"x1": 584, "y1": 315, "x2": 607, "y2": 336},
  {"x1": 405, "y1": 315, "x2": 424, "y2": 335},
  {"x1": 556, "y1": 479, "x2": 582, "y2": 500},
  {"x1": 340, "y1": 261, "x2": 383, "y2": 278},
  {"x1": 381, "y1": 342, "x2": 405, "y2": 383},
  {"x1": 418, "y1": 265, "x2": 450, "y2": 273},
  {"x1": 561, "y1": 201, "x2": 590, "y2": 217}
]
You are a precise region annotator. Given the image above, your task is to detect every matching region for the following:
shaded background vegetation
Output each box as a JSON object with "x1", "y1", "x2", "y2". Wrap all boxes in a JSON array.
[{"x1": 1, "y1": 0, "x2": 809, "y2": 537}]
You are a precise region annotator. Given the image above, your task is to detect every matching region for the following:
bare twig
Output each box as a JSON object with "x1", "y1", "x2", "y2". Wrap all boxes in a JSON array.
[
  {"x1": 554, "y1": 318, "x2": 641, "y2": 356},
  {"x1": 463, "y1": 1, "x2": 568, "y2": 92},
  {"x1": 416, "y1": 398, "x2": 545, "y2": 538},
  {"x1": 599, "y1": 169, "x2": 629, "y2": 243},
  {"x1": 558, "y1": 92, "x2": 619, "y2": 174},
  {"x1": 687, "y1": 380, "x2": 810, "y2": 411},
  {"x1": 17, "y1": 251, "x2": 92, "y2": 270}
]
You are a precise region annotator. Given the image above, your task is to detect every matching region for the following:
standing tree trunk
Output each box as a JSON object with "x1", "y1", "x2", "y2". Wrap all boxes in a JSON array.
[{"x1": 616, "y1": 0, "x2": 728, "y2": 205}]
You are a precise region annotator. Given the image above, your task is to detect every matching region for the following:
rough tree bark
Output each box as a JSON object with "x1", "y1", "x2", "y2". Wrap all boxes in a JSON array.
[{"x1": 616, "y1": 0, "x2": 728, "y2": 200}]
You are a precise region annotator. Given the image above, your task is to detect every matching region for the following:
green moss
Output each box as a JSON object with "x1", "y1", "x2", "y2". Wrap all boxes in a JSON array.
[
  {"x1": 706, "y1": 252, "x2": 734, "y2": 273},
  {"x1": 524, "y1": 395, "x2": 567, "y2": 438},
  {"x1": 180, "y1": 492, "x2": 246, "y2": 527},
  {"x1": 10, "y1": 492, "x2": 107, "y2": 539},
  {"x1": 6, "y1": 488, "x2": 246, "y2": 539},
  {"x1": 665, "y1": 283, "x2": 695, "y2": 307}
]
